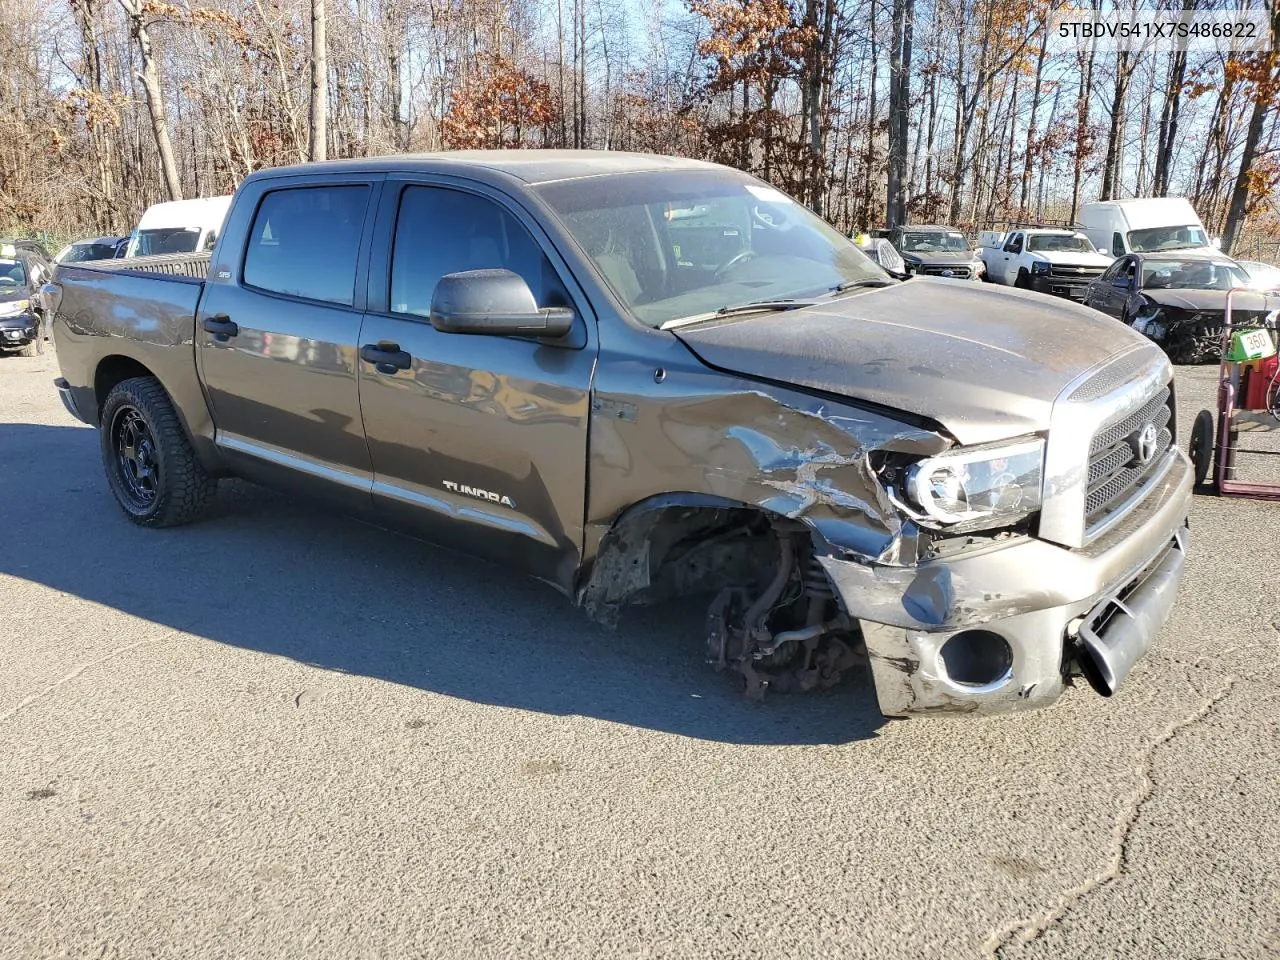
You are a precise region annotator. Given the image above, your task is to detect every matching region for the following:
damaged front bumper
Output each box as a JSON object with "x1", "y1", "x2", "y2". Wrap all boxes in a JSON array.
[{"x1": 821, "y1": 449, "x2": 1193, "y2": 716}]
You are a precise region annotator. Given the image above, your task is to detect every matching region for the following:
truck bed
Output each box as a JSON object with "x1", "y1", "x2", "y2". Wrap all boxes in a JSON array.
[{"x1": 49, "y1": 251, "x2": 212, "y2": 437}]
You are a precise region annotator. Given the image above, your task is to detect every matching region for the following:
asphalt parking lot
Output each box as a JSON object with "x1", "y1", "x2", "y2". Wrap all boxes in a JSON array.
[{"x1": 1, "y1": 350, "x2": 1277, "y2": 960}]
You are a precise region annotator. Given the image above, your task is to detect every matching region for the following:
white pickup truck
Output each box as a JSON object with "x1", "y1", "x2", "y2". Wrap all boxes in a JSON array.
[{"x1": 980, "y1": 228, "x2": 1112, "y2": 301}]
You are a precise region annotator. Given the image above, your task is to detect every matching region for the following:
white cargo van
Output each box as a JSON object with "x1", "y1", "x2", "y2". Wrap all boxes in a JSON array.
[
  {"x1": 124, "y1": 196, "x2": 232, "y2": 258},
  {"x1": 1080, "y1": 198, "x2": 1214, "y2": 259}
]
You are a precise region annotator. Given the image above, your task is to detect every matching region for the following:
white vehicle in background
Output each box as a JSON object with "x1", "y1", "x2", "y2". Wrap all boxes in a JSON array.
[
  {"x1": 853, "y1": 234, "x2": 906, "y2": 274},
  {"x1": 1080, "y1": 198, "x2": 1215, "y2": 259},
  {"x1": 1237, "y1": 260, "x2": 1280, "y2": 291},
  {"x1": 124, "y1": 196, "x2": 232, "y2": 258},
  {"x1": 979, "y1": 227, "x2": 1112, "y2": 301}
]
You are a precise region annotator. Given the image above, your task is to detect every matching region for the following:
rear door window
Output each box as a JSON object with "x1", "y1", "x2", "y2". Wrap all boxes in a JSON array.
[{"x1": 243, "y1": 185, "x2": 370, "y2": 306}]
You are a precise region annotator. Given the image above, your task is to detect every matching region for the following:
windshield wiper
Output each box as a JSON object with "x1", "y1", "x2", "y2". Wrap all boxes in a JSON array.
[
  {"x1": 830, "y1": 276, "x2": 900, "y2": 294},
  {"x1": 660, "y1": 299, "x2": 818, "y2": 330}
]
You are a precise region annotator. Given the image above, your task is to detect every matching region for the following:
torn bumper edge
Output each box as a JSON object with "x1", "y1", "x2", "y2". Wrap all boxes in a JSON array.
[{"x1": 819, "y1": 450, "x2": 1193, "y2": 716}]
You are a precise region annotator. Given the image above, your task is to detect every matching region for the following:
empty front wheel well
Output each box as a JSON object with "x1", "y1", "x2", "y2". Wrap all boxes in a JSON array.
[
  {"x1": 578, "y1": 497, "x2": 818, "y2": 625},
  {"x1": 579, "y1": 496, "x2": 865, "y2": 696}
]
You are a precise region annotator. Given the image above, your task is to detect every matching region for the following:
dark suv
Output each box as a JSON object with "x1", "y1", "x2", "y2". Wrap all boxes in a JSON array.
[
  {"x1": 0, "y1": 251, "x2": 48, "y2": 356},
  {"x1": 887, "y1": 225, "x2": 983, "y2": 280}
]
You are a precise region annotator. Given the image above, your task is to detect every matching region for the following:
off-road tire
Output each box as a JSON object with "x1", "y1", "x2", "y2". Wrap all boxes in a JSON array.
[{"x1": 99, "y1": 376, "x2": 216, "y2": 527}]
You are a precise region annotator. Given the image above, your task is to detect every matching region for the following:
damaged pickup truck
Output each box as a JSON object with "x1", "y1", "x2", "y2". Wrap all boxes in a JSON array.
[{"x1": 45, "y1": 151, "x2": 1192, "y2": 716}]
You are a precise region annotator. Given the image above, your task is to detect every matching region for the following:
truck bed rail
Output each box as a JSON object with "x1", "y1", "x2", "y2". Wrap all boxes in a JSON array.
[{"x1": 70, "y1": 252, "x2": 212, "y2": 282}]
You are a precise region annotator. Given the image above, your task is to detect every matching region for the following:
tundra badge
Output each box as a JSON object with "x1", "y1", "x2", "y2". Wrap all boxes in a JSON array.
[{"x1": 443, "y1": 480, "x2": 516, "y2": 508}]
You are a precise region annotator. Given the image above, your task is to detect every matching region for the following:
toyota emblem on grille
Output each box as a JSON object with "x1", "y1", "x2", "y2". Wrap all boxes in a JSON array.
[{"x1": 1129, "y1": 422, "x2": 1159, "y2": 466}]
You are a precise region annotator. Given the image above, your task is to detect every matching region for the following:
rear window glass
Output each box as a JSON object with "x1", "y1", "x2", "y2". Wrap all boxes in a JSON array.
[
  {"x1": 244, "y1": 185, "x2": 370, "y2": 306},
  {"x1": 130, "y1": 228, "x2": 201, "y2": 257},
  {"x1": 62, "y1": 243, "x2": 120, "y2": 263}
]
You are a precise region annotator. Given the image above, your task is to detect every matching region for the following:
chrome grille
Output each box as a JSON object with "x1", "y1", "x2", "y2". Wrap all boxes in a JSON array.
[
  {"x1": 1084, "y1": 385, "x2": 1174, "y2": 533},
  {"x1": 1049, "y1": 265, "x2": 1104, "y2": 281},
  {"x1": 921, "y1": 265, "x2": 972, "y2": 279}
]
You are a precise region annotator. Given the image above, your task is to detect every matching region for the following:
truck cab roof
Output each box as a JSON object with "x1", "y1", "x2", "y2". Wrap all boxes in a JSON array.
[{"x1": 244, "y1": 150, "x2": 722, "y2": 187}]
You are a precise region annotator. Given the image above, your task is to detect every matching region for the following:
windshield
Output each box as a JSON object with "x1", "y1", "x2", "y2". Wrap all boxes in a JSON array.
[
  {"x1": 1140, "y1": 258, "x2": 1248, "y2": 291},
  {"x1": 58, "y1": 242, "x2": 119, "y2": 263},
  {"x1": 0, "y1": 258, "x2": 27, "y2": 286},
  {"x1": 127, "y1": 227, "x2": 201, "y2": 257},
  {"x1": 1128, "y1": 224, "x2": 1208, "y2": 252},
  {"x1": 1026, "y1": 233, "x2": 1095, "y2": 253},
  {"x1": 536, "y1": 170, "x2": 886, "y2": 327},
  {"x1": 900, "y1": 231, "x2": 967, "y2": 253}
]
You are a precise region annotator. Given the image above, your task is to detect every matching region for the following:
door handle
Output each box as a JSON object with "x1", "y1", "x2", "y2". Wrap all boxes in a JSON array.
[
  {"x1": 360, "y1": 342, "x2": 412, "y2": 374},
  {"x1": 202, "y1": 315, "x2": 239, "y2": 341}
]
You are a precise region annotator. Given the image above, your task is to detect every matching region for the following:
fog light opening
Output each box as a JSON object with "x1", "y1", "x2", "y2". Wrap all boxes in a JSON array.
[{"x1": 939, "y1": 630, "x2": 1014, "y2": 687}]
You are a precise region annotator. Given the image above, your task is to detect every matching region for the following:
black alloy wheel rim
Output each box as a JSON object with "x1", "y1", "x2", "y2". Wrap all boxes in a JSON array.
[{"x1": 113, "y1": 406, "x2": 159, "y2": 507}]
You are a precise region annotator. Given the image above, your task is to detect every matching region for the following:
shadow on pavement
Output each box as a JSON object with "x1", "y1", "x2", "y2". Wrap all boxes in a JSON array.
[{"x1": 0, "y1": 422, "x2": 885, "y2": 745}]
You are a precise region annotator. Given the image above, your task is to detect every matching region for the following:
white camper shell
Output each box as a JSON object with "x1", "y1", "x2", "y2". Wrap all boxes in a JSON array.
[
  {"x1": 125, "y1": 196, "x2": 233, "y2": 259},
  {"x1": 1079, "y1": 198, "x2": 1213, "y2": 259}
]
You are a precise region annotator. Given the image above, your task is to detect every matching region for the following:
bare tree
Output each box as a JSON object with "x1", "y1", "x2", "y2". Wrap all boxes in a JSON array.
[
  {"x1": 309, "y1": 0, "x2": 328, "y2": 162},
  {"x1": 2, "y1": 0, "x2": 1276, "y2": 257},
  {"x1": 1018, "y1": 14, "x2": 1050, "y2": 212},
  {"x1": 1068, "y1": 44, "x2": 1096, "y2": 222},
  {"x1": 1099, "y1": 51, "x2": 1133, "y2": 200},
  {"x1": 1152, "y1": 51, "x2": 1187, "y2": 197},
  {"x1": 886, "y1": 0, "x2": 914, "y2": 227},
  {"x1": 118, "y1": 0, "x2": 181, "y2": 200},
  {"x1": 1222, "y1": 19, "x2": 1280, "y2": 253}
]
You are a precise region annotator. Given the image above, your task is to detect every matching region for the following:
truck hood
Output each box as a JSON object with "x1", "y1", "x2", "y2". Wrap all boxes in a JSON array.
[
  {"x1": 1143, "y1": 288, "x2": 1279, "y2": 313},
  {"x1": 673, "y1": 278, "x2": 1149, "y2": 445},
  {"x1": 1028, "y1": 250, "x2": 1112, "y2": 268}
]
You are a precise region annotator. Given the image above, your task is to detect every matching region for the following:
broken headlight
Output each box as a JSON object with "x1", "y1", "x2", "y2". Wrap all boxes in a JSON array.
[
  {"x1": 896, "y1": 437, "x2": 1044, "y2": 531},
  {"x1": 1131, "y1": 302, "x2": 1166, "y2": 338}
]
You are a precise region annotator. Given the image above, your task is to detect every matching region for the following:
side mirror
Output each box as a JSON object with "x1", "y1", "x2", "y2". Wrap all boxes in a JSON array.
[{"x1": 430, "y1": 269, "x2": 574, "y2": 339}]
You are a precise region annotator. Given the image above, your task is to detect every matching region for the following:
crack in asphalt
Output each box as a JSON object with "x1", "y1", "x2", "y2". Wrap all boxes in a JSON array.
[
  {"x1": 0, "y1": 632, "x2": 179, "y2": 723},
  {"x1": 982, "y1": 673, "x2": 1237, "y2": 959}
]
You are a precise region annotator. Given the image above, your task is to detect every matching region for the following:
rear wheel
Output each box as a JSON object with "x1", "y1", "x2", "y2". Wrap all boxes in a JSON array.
[
  {"x1": 99, "y1": 377, "x2": 216, "y2": 527},
  {"x1": 1189, "y1": 409, "x2": 1214, "y2": 488}
]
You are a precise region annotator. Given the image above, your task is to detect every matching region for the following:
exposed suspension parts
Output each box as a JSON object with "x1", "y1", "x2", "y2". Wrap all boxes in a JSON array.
[{"x1": 706, "y1": 531, "x2": 864, "y2": 698}]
